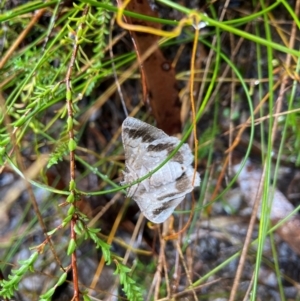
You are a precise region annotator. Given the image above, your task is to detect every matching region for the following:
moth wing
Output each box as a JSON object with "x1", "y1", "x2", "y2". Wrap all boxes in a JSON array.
[
  {"x1": 141, "y1": 144, "x2": 200, "y2": 189},
  {"x1": 132, "y1": 177, "x2": 194, "y2": 223},
  {"x1": 174, "y1": 162, "x2": 201, "y2": 191},
  {"x1": 122, "y1": 117, "x2": 168, "y2": 157},
  {"x1": 144, "y1": 136, "x2": 195, "y2": 176},
  {"x1": 133, "y1": 190, "x2": 185, "y2": 224},
  {"x1": 144, "y1": 197, "x2": 185, "y2": 224},
  {"x1": 176, "y1": 143, "x2": 194, "y2": 166},
  {"x1": 121, "y1": 116, "x2": 201, "y2": 223},
  {"x1": 122, "y1": 117, "x2": 169, "y2": 181}
]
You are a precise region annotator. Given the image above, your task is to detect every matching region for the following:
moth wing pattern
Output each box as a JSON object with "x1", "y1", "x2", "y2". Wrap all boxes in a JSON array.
[
  {"x1": 122, "y1": 117, "x2": 200, "y2": 223},
  {"x1": 137, "y1": 194, "x2": 185, "y2": 224}
]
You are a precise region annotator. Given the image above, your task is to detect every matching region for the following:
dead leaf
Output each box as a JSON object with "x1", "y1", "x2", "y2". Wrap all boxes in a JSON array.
[{"x1": 118, "y1": 0, "x2": 181, "y2": 135}]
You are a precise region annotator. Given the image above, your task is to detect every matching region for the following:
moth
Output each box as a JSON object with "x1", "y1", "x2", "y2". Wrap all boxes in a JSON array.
[{"x1": 122, "y1": 117, "x2": 200, "y2": 224}]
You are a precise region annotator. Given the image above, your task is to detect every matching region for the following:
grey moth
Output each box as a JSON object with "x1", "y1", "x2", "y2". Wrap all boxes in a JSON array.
[{"x1": 122, "y1": 117, "x2": 200, "y2": 224}]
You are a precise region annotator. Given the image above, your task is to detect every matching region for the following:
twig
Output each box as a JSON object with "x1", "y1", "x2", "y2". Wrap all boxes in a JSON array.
[{"x1": 64, "y1": 5, "x2": 90, "y2": 300}]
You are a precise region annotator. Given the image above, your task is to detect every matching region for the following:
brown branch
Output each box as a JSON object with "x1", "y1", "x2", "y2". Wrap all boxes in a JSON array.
[{"x1": 64, "y1": 5, "x2": 90, "y2": 300}]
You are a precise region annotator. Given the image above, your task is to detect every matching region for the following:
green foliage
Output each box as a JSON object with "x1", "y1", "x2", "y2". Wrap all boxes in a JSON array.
[
  {"x1": 0, "y1": 146, "x2": 5, "y2": 165},
  {"x1": 67, "y1": 238, "x2": 77, "y2": 255},
  {"x1": 197, "y1": 126, "x2": 219, "y2": 160},
  {"x1": 0, "y1": 251, "x2": 39, "y2": 298},
  {"x1": 114, "y1": 261, "x2": 143, "y2": 301},
  {"x1": 47, "y1": 142, "x2": 69, "y2": 168},
  {"x1": 83, "y1": 293, "x2": 92, "y2": 301},
  {"x1": 0, "y1": 135, "x2": 10, "y2": 147},
  {"x1": 1, "y1": 0, "x2": 300, "y2": 300},
  {"x1": 278, "y1": 96, "x2": 300, "y2": 166},
  {"x1": 68, "y1": 138, "x2": 77, "y2": 152},
  {"x1": 85, "y1": 0, "x2": 112, "y2": 95},
  {"x1": 39, "y1": 272, "x2": 67, "y2": 301},
  {"x1": 91, "y1": 2, "x2": 111, "y2": 54},
  {"x1": 87, "y1": 227, "x2": 111, "y2": 265}
]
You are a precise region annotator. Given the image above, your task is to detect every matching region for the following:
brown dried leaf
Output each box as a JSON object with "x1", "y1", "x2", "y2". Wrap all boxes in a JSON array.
[{"x1": 119, "y1": 0, "x2": 181, "y2": 135}]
